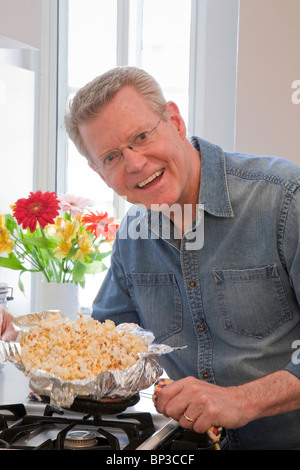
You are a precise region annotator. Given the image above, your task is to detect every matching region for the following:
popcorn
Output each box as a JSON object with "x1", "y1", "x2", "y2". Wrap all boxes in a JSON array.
[{"x1": 19, "y1": 314, "x2": 148, "y2": 380}]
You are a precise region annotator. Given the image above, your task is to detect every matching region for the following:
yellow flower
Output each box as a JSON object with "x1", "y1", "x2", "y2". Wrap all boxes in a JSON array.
[
  {"x1": 0, "y1": 215, "x2": 14, "y2": 253},
  {"x1": 53, "y1": 240, "x2": 72, "y2": 259},
  {"x1": 73, "y1": 232, "x2": 95, "y2": 261},
  {"x1": 52, "y1": 217, "x2": 80, "y2": 243}
]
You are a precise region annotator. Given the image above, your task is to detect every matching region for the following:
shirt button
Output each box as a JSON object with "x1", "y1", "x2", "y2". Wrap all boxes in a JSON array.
[
  {"x1": 189, "y1": 281, "x2": 196, "y2": 288},
  {"x1": 202, "y1": 371, "x2": 210, "y2": 379},
  {"x1": 198, "y1": 325, "x2": 205, "y2": 332}
]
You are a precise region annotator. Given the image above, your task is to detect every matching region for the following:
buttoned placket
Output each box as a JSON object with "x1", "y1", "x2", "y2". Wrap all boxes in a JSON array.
[
  {"x1": 145, "y1": 198, "x2": 215, "y2": 383},
  {"x1": 180, "y1": 235, "x2": 214, "y2": 383}
]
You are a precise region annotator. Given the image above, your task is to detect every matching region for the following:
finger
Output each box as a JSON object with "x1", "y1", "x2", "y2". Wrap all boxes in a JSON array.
[
  {"x1": 160, "y1": 396, "x2": 191, "y2": 422},
  {"x1": 179, "y1": 410, "x2": 197, "y2": 429},
  {"x1": 1, "y1": 324, "x2": 18, "y2": 341},
  {"x1": 0, "y1": 308, "x2": 15, "y2": 339},
  {"x1": 157, "y1": 377, "x2": 190, "y2": 401},
  {"x1": 0, "y1": 305, "x2": 4, "y2": 335},
  {"x1": 155, "y1": 380, "x2": 185, "y2": 415}
]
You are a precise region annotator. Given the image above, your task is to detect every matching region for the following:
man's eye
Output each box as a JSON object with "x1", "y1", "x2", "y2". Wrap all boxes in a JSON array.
[
  {"x1": 134, "y1": 132, "x2": 148, "y2": 145},
  {"x1": 104, "y1": 153, "x2": 116, "y2": 164}
]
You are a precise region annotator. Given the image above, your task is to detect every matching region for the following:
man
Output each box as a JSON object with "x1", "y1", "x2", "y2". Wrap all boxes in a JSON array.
[{"x1": 2, "y1": 66, "x2": 300, "y2": 449}]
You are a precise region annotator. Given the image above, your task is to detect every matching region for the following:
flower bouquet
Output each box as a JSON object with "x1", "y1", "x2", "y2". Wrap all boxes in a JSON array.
[{"x1": 0, "y1": 191, "x2": 118, "y2": 291}]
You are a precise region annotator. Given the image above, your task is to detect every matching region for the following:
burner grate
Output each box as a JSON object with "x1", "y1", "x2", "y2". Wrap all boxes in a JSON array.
[{"x1": 0, "y1": 403, "x2": 155, "y2": 450}]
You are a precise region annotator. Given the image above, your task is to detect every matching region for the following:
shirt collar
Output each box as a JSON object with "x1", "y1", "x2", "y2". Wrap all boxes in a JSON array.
[
  {"x1": 192, "y1": 137, "x2": 234, "y2": 218},
  {"x1": 144, "y1": 137, "x2": 234, "y2": 242}
]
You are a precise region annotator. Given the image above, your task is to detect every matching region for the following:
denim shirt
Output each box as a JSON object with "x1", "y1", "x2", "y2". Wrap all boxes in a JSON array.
[{"x1": 92, "y1": 137, "x2": 300, "y2": 449}]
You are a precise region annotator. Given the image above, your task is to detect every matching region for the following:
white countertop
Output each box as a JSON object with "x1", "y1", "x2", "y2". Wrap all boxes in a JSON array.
[{"x1": 0, "y1": 363, "x2": 31, "y2": 405}]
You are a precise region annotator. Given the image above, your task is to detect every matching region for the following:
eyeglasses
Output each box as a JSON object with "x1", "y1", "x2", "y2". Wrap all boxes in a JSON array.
[{"x1": 92, "y1": 108, "x2": 165, "y2": 175}]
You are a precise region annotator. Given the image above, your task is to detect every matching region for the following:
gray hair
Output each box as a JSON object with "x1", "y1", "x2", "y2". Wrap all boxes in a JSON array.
[{"x1": 64, "y1": 66, "x2": 167, "y2": 159}]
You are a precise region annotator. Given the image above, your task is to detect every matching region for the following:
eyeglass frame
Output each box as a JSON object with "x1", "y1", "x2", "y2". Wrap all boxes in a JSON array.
[{"x1": 91, "y1": 106, "x2": 166, "y2": 174}]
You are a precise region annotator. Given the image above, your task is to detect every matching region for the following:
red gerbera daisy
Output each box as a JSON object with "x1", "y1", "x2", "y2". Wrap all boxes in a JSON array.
[
  {"x1": 81, "y1": 211, "x2": 118, "y2": 240},
  {"x1": 13, "y1": 190, "x2": 60, "y2": 233}
]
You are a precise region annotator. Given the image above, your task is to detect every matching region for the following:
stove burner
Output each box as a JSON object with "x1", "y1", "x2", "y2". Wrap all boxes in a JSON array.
[
  {"x1": 38, "y1": 393, "x2": 141, "y2": 415},
  {"x1": 69, "y1": 394, "x2": 140, "y2": 415},
  {"x1": 64, "y1": 430, "x2": 98, "y2": 449},
  {"x1": 0, "y1": 403, "x2": 156, "y2": 450}
]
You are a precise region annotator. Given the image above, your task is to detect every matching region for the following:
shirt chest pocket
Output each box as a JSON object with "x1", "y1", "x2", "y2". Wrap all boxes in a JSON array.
[
  {"x1": 126, "y1": 272, "x2": 183, "y2": 342},
  {"x1": 213, "y1": 264, "x2": 293, "y2": 339}
]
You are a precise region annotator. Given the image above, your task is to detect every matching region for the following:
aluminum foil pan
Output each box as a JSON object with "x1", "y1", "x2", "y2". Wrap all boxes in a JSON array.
[{"x1": 1, "y1": 311, "x2": 185, "y2": 408}]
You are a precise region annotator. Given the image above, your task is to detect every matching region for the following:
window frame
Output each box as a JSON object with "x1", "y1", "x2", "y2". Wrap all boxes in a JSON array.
[{"x1": 188, "y1": 0, "x2": 240, "y2": 151}]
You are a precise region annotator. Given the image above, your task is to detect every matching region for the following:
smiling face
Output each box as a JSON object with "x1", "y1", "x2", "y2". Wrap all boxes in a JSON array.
[{"x1": 78, "y1": 86, "x2": 201, "y2": 211}]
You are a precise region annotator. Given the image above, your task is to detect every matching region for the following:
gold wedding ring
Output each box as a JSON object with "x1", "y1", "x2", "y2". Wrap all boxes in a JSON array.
[{"x1": 183, "y1": 412, "x2": 196, "y2": 423}]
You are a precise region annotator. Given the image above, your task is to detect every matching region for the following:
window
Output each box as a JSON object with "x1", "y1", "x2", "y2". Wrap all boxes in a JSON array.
[
  {"x1": 56, "y1": 0, "x2": 239, "y2": 309},
  {"x1": 56, "y1": 0, "x2": 193, "y2": 309},
  {"x1": 128, "y1": 0, "x2": 191, "y2": 124},
  {"x1": 57, "y1": 0, "x2": 192, "y2": 212},
  {"x1": 58, "y1": 0, "x2": 118, "y2": 216}
]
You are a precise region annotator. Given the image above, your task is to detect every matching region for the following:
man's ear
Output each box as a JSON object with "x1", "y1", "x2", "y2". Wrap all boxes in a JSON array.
[{"x1": 164, "y1": 101, "x2": 186, "y2": 138}]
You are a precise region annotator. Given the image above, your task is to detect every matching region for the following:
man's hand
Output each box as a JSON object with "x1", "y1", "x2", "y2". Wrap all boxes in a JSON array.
[
  {"x1": 0, "y1": 306, "x2": 17, "y2": 341},
  {"x1": 156, "y1": 376, "x2": 250, "y2": 433},
  {"x1": 156, "y1": 372, "x2": 300, "y2": 433}
]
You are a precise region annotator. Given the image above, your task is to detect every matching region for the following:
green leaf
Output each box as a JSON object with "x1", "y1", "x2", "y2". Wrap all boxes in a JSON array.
[
  {"x1": 18, "y1": 272, "x2": 25, "y2": 294},
  {"x1": 84, "y1": 260, "x2": 108, "y2": 274},
  {"x1": 4, "y1": 214, "x2": 17, "y2": 232},
  {"x1": 93, "y1": 251, "x2": 112, "y2": 261},
  {"x1": 0, "y1": 255, "x2": 24, "y2": 270},
  {"x1": 22, "y1": 236, "x2": 57, "y2": 249},
  {"x1": 65, "y1": 246, "x2": 78, "y2": 261},
  {"x1": 72, "y1": 260, "x2": 87, "y2": 284}
]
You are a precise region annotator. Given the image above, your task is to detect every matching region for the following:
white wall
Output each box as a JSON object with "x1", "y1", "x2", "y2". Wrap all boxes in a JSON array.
[
  {"x1": 0, "y1": 0, "x2": 41, "y2": 49},
  {"x1": 236, "y1": 0, "x2": 300, "y2": 165},
  {"x1": 0, "y1": 0, "x2": 42, "y2": 314}
]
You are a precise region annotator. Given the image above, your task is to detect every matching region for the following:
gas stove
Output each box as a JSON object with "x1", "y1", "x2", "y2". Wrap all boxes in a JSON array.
[
  {"x1": 0, "y1": 363, "x2": 227, "y2": 451},
  {"x1": 0, "y1": 400, "x2": 159, "y2": 450}
]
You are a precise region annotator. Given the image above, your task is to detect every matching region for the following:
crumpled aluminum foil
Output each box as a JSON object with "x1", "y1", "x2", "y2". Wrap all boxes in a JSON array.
[{"x1": 1, "y1": 311, "x2": 185, "y2": 408}]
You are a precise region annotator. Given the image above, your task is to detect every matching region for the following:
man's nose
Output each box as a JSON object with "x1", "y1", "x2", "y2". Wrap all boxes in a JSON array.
[{"x1": 122, "y1": 147, "x2": 147, "y2": 173}]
